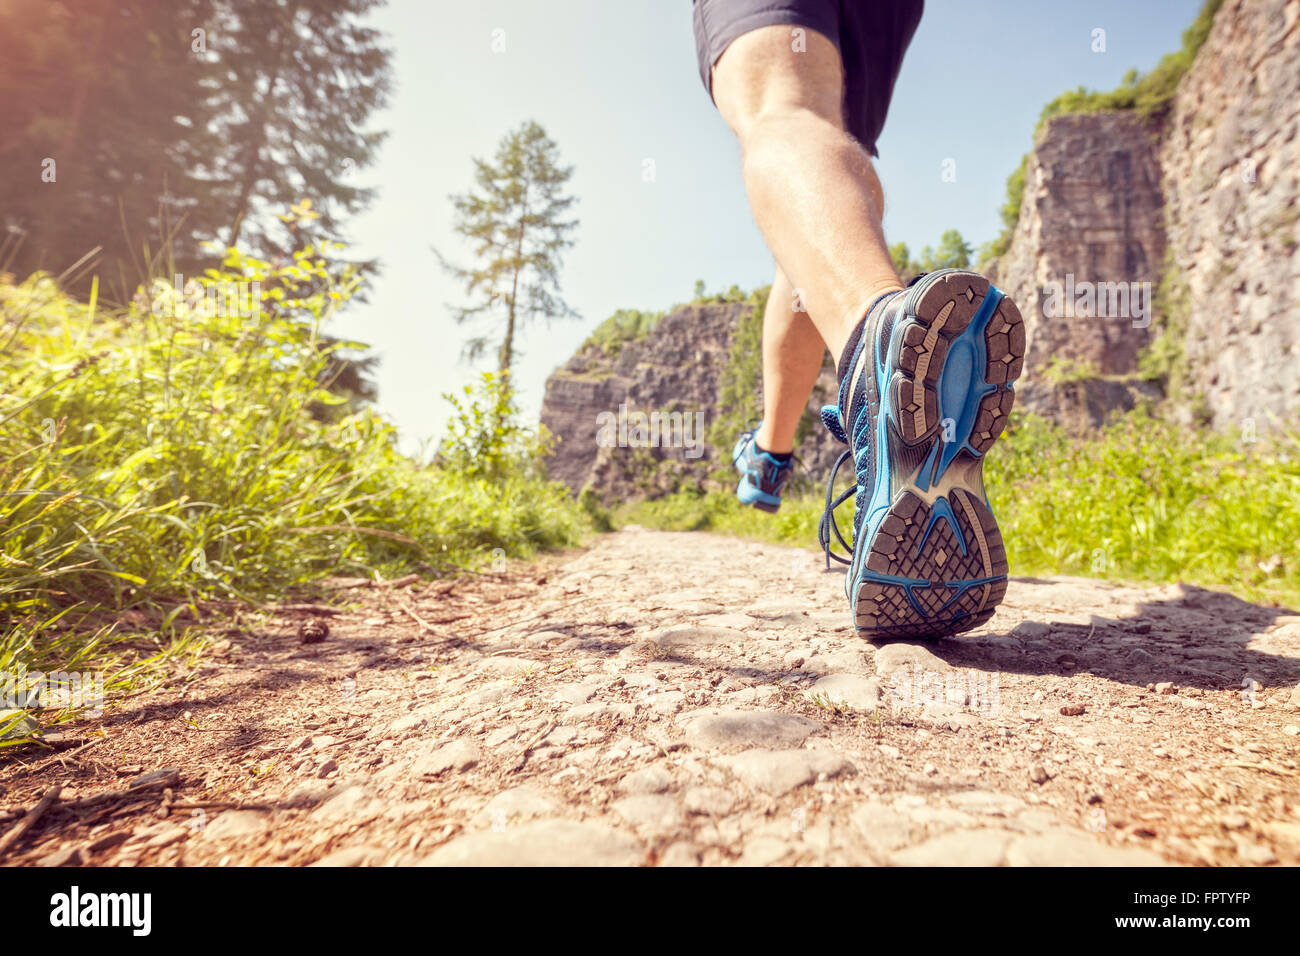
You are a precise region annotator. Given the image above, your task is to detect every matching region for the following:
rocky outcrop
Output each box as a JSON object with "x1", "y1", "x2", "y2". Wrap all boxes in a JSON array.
[
  {"x1": 540, "y1": 303, "x2": 742, "y2": 497},
  {"x1": 540, "y1": 301, "x2": 843, "y2": 498},
  {"x1": 1159, "y1": 0, "x2": 1300, "y2": 430},
  {"x1": 992, "y1": 113, "x2": 1166, "y2": 380},
  {"x1": 993, "y1": 0, "x2": 1300, "y2": 432}
]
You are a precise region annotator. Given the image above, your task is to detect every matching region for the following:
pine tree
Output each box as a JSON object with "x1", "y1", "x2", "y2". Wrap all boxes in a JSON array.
[
  {"x1": 437, "y1": 121, "x2": 579, "y2": 381},
  {"x1": 0, "y1": 0, "x2": 222, "y2": 295},
  {"x1": 0, "y1": 0, "x2": 392, "y2": 295},
  {"x1": 205, "y1": 0, "x2": 392, "y2": 262}
]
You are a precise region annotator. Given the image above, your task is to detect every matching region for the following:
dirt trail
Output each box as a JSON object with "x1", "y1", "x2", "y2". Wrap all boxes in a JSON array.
[{"x1": 4, "y1": 528, "x2": 1300, "y2": 867}]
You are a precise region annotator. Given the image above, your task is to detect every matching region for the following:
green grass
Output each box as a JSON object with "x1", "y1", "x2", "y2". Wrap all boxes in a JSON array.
[
  {"x1": 1, "y1": 237, "x2": 584, "y2": 739},
  {"x1": 618, "y1": 410, "x2": 1300, "y2": 610}
]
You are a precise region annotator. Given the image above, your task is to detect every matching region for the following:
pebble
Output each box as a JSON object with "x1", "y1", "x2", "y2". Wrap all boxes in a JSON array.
[
  {"x1": 892, "y1": 828, "x2": 1014, "y2": 866},
  {"x1": 610, "y1": 794, "x2": 683, "y2": 830},
  {"x1": 411, "y1": 739, "x2": 480, "y2": 776},
  {"x1": 472, "y1": 787, "x2": 559, "y2": 827},
  {"x1": 420, "y1": 819, "x2": 643, "y2": 867},
  {"x1": 1029, "y1": 764, "x2": 1050, "y2": 784},
  {"x1": 1011, "y1": 621, "x2": 1051, "y2": 640},
  {"x1": 1005, "y1": 829, "x2": 1166, "y2": 866},
  {"x1": 197, "y1": 810, "x2": 270, "y2": 842},
  {"x1": 617, "y1": 765, "x2": 674, "y2": 795},
  {"x1": 808, "y1": 674, "x2": 882, "y2": 711},
  {"x1": 680, "y1": 709, "x2": 821, "y2": 751},
  {"x1": 715, "y1": 748, "x2": 854, "y2": 797},
  {"x1": 873, "y1": 642, "x2": 950, "y2": 676},
  {"x1": 683, "y1": 786, "x2": 737, "y2": 816}
]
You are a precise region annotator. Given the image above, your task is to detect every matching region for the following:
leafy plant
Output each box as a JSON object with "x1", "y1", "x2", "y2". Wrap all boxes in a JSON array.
[{"x1": 0, "y1": 228, "x2": 584, "y2": 737}]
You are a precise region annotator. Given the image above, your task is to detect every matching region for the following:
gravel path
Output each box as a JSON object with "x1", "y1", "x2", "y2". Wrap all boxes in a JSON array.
[{"x1": 5, "y1": 528, "x2": 1299, "y2": 866}]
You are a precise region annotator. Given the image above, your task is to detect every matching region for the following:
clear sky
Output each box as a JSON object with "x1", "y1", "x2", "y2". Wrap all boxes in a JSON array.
[{"x1": 332, "y1": 0, "x2": 1205, "y2": 455}]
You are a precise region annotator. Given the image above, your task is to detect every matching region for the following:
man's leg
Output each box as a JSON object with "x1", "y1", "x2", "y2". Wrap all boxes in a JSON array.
[
  {"x1": 711, "y1": 25, "x2": 902, "y2": 367},
  {"x1": 754, "y1": 266, "x2": 824, "y2": 455}
]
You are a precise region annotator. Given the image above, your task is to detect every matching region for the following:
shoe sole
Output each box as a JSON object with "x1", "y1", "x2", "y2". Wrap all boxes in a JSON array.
[{"x1": 850, "y1": 271, "x2": 1025, "y2": 640}]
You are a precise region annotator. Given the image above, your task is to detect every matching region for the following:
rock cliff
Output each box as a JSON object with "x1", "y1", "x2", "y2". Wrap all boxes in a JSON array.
[
  {"x1": 1159, "y1": 0, "x2": 1300, "y2": 430},
  {"x1": 992, "y1": 0, "x2": 1299, "y2": 430}
]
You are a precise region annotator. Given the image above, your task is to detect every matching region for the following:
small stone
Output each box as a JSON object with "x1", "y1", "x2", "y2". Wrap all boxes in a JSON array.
[
  {"x1": 472, "y1": 786, "x2": 558, "y2": 827},
  {"x1": 477, "y1": 657, "x2": 538, "y2": 677},
  {"x1": 850, "y1": 802, "x2": 914, "y2": 853},
  {"x1": 1235, "y1": 842, "x2": 1277, "y2": 865},
  {"x1": 610, "y1": 794, "x2": 682, "y2": 830},
  {"x1": 524, "y1": 630, "x2": 569, "y2": 647},
  {"x1": 808, "y1": 674, "x2": 882, "y2": 711},
  {"x1": 874, "y1": 642, "x2": 950, "y2": 676},
  {"x1": 616, "y1": 765, "x2": 673, "y2": 795},
  {"x1": 653, "y1": 626, "x2": 748, "y2": 649},
  {"x1": 716, "y1": 748, "x2": 854, "y2": 797},
  {"x1": 892, "y1": 829, "x2": 1015, "y2": 866},
  {"x1": 683, "y1": 786, "x2": 736, "y2": 816},
  {"x1": 1011, "y1": 621, "x2": 1051, "y2": 640},
  {"x1": 1155, "y1": 682, "x2": 1177, "y2": 695},
  {"x1": 311, "y1": 784, "x2": 380, "y2": 821},
  {"x1": 658, "y1": 842, "x2": 701, "y2": 867},
  {"x1": 390, "y1": 712, "x2": 428, "y2": 734},
  {"x1": 412, "y1": 739, "x2": 480, "y2": 776},
  {"x1": 1005, "y1": 829, "x2": 1166, "y2": 866},
  {"x1": 37, "y1": 845, "x2": 86, "y2": 867},
  {"x1": 680, "y1": 709, "x2": 821, "y2": 751},
  {"x1": 1060, "y1": 704, "x2": 1085, "y2": 716},
  {"x1": 552, "y1": 682, "x2": 601, "y2": 705},
  {"x1": 1029, "y1": 764, "x2": 1050, "y2": 785},
  {"x1": 420, "y1": 819, "x2": 642, "y2": 866},
  {"x1": 310, "y1": 845, "x2": 387, "y2": 867},
  {"x1": 127, "y1": 767, "x2": 181, "y2": 790},
  {"x1": 298, "y1": 619, "x2": 329, "y2": 644},
  {"x1": 198, "y1": 810, "x2": 269, "y2": 842},
  {"x1": 947, "y1": 790, "x2": 1025, "y2": 816},
  {"x1": 484, "y1": 725, "x2": 519, "y2": 747},
  {"x1": 1283, "y1": 725, "x2": 1299, "y2": 737}
]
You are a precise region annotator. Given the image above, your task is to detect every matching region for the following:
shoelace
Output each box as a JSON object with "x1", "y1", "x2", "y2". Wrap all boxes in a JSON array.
[
  {"x1": 818, "y1": 448, "x2": 857, "y2": 568},
  {"x1": 816, "y1": 277, "x2": 929, "y2": 570}
]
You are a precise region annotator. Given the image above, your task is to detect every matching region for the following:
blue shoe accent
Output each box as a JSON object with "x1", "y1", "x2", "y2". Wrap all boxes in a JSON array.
[
  {"x1": 733, "y1": 423, "x2": 793, "y2": 514},
  {"x1": 817, "y1": 271, "x2": 1025, "y2": 639}
]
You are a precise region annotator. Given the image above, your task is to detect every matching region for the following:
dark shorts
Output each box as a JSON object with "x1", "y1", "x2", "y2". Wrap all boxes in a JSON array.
[{"x1": 692, "y1": 0, "x2": 924, "y2": 156}]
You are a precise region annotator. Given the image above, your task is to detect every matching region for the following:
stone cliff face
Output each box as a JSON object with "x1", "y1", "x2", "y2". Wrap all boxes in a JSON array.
[
  {"x1": 992, "y1": 113, "x2": 1166, "y2": 378},
  {"x1": 993, "y1": 0, "x2": 1300, "y2": 431},
  {"x1": 1159, "y1": 0, "x2": 1300, "y2": 430},
  {"x1": 540, "y1": 300, "x2": 842, "y2": 498},
  {"x1": 540, "y1": 303, "x2": 741, "y2": 497},
  {"x1": 544, "y1": 0, "x2": 1300, "y2": 498}
]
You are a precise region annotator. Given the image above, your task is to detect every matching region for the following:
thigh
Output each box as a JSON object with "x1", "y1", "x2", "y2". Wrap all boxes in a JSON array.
[
  {"x1": 709, "y1": 27, "x2": 847, "y2": 137},
  {"x1": 695, "y1": 0, "x2": 845, "y2": 125},
  {"x1": 837, "y1": 0, "x2": 925, "y2": 156}
]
